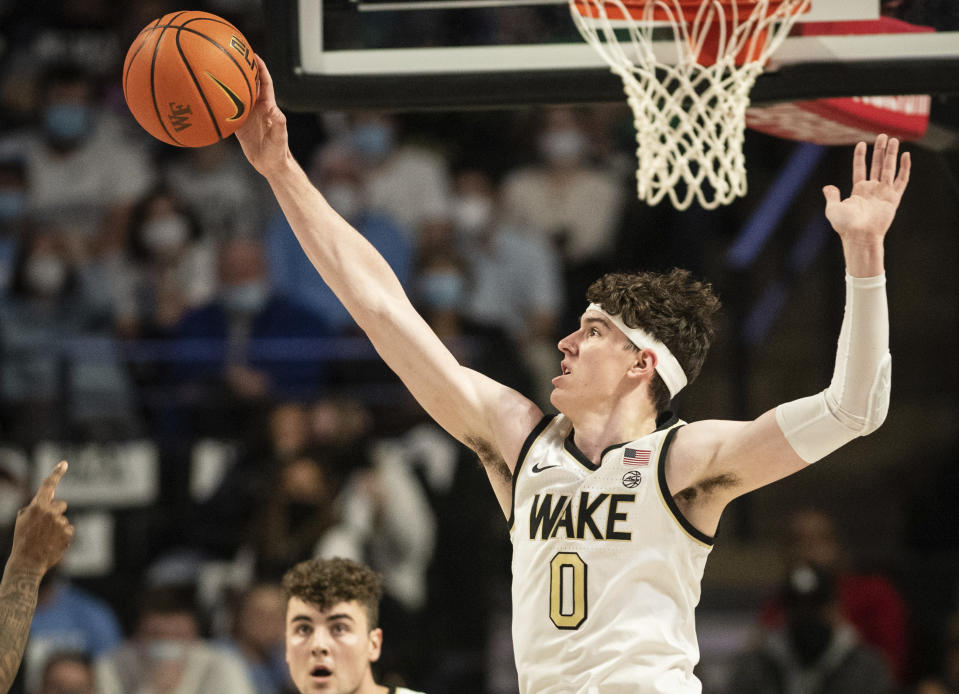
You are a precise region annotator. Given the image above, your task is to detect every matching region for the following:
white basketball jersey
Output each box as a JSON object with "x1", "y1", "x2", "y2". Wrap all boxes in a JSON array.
[{"x1": 509, "y1": 413, "x2": 712, "y2": 694}]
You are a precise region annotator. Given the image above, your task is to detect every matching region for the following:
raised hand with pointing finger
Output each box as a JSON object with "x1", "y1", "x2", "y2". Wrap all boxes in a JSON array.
[{"x1": 0, "y1": 461, "x2": 74, "y2": 692}]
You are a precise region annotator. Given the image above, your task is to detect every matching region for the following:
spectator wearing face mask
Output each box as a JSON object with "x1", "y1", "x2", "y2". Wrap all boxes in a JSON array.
[
  {"x1": 266, "y1": 140, "x2": 412, "y2": 335},
  {"x1": 95, "y1": 585, "x2": 256, "y2": 694},
  {"x1": 449, "y1": 167, "x2": 563, "y2": 408},
  {"x1": 349, "y1": 112, "x2": 453, "y2": 239},
  {"x1": 162, "y1": 140, "x2": 271, "y2": 241},
  {"x1": 728, "y1": 563, "x2": 895, "y2": 694},
  {"x1": 215, "y1": 582, "x2": 293, "y2": 694},
  {"x1": 500, "y1": 106, "x2": 625, "y2": 263},
  {"x1": 411, "y1": 231, "x2": 533, "y2": 397},
  {"x1": 0, "y1": 228, "x2": 138, "y2": 442},
  {"x1": 116, "y1": 186, "x2": 216, "y2": 340},
  {"x1": 23, "y1": 566, "x2": 122, "y2": 694},
  {"x1": 499, "y1": 106, "x2": 626, "y2": 327},
  {"x1": 170, "y1": 237, "x2": 331, "y2": 440},
  {"x1": 760, "y1": 508, "x2": 910, "y2": 682},
  {"x1": 0, "y1": 60, "x2": 154, "y2": 263}
]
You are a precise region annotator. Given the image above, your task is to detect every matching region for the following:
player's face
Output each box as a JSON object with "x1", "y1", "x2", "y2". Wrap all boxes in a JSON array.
[
  {"x1": 285, "y1": 597, "x2": 382, "y2": 694},
  {"x1": 551, "y1": 310, "x2": 638, "y2": 414}
]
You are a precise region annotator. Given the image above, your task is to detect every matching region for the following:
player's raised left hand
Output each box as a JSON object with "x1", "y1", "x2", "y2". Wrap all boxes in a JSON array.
[{"x1": 822, "y1": 134, "x2": 910, "y2": 244}]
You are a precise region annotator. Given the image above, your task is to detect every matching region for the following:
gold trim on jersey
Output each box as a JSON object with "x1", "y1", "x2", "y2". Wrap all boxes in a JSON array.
[
  {"x1": 508, "y1": 413, "x2": 558, "y2": 532},
  {"x1": 655, "y1": 426, "x2": 714, "y2": 548}
]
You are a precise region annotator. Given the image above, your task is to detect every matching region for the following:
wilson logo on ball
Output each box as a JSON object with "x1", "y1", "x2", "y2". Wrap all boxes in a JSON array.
[{"x1": 167, "y1": 103, "x2": 193, "y2": 132}]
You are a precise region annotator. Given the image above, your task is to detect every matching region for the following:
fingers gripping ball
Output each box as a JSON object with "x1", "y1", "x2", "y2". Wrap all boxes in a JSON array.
[{"x1": 123, "y1": 10, "x2": 259, "y2": 147}]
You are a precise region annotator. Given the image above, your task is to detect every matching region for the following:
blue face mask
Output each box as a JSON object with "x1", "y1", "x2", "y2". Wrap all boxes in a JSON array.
[
  {"x1": 43, "y1": 104, "x2": 93, "y2": 143},
  {"x1": 0, "y1": 191, "x2": 25, "y2": 222},
  {"x1": 352, "y1": 123, "x2": 393, "y2": 161},
  {"x1": 420, "y1": 271, "x2": 465, "y2": 311}
]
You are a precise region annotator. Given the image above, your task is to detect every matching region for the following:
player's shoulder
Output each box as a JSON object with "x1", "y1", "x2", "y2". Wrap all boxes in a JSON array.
[
  {"x1": 660, "y1": 417, "x2": 727, "y2": 466},
  {"x1": 670, "y1": 416, "x2": 741, "y2": 444}
]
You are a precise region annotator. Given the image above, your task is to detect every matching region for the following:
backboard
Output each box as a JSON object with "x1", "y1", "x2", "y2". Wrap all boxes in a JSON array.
[{"x1": 262, "y1": 0, "x2": 959, "y2": 111}]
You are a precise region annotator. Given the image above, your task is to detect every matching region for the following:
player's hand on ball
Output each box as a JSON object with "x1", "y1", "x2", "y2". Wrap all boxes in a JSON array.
[{"x1": 235, "y1": 55, "x2": 291, "y2": 178}]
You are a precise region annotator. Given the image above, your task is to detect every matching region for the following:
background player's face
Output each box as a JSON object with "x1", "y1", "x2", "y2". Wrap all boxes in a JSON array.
[
  {"x1": 551, "y1": 310, "x2": 640, "y2": 415},
  {"x1": 285, "y1": 596, "x2": 382, "y2": 694},
  {"x1": 786, "y1": 509, "x2": 841, "y2": 570},
  {"x1": 39, "y1": 659, "x2": 94, "y2": 694}
]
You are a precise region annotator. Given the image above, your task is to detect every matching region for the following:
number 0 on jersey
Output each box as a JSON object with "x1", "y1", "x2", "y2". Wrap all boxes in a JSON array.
[{"x1": 550, "y1": 552, "x2": 587, "y2": 629}]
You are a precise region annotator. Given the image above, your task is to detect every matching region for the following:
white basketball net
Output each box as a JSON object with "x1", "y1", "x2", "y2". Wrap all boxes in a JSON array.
[{"x1": 570, "y1": 0, "x2": 810, "y2": 210}]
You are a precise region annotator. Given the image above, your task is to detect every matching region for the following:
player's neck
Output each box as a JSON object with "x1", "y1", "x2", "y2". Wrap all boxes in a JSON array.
[{"x1": 568, "y1": 403, "x2": 658, "y2": 464}]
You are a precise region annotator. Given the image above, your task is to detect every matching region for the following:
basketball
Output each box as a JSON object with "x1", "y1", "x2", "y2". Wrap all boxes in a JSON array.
[{"x1": 122, "y1": 10, "x2": 259, "y2": 148}]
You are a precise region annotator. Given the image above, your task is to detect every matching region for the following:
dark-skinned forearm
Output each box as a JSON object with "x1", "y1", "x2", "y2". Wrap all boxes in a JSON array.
[{"x1": 0, "y1": 563, "x2": 43, "y2": 691}]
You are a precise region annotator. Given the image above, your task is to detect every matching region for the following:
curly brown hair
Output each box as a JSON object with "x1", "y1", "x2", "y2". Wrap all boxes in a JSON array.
[
  {"x1": 586, "y1": 268, "x2": 721, "y2": 413},
  {"x1": 282, "y1": 557, "x2": 384, "y2": 629}
]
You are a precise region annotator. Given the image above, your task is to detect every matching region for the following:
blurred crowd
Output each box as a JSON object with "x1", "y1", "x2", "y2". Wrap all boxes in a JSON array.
[{"x1": 1, "y1": 0, "x2": 959, "y2": 693}]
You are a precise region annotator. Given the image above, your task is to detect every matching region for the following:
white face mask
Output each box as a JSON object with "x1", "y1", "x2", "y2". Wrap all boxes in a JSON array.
[
  {"x1": 145, "y1": 639, "x2": 189, "y2": 662},
  {"x1": 419, "y1": 270, "x2": 465, "y2": 311},
  {"x1": 452, "y1": 195, "x2": 493, "y2": 236},
  {"x1": 539, "y1": 129, "x2": 587, "y2": 166},
  {"x1": 222, "y1": 281, "x2": 269, "y2": 315},
  {"x1": 142, "y1": 215, "x2": 190, "y2": 254},
  {"x1": 324, "y1": 183, "x2": 363, "y2": 221},
  {"x1": 25, "y1": 254, "x2": 67, "y2": 295},
  {"x1": 0, "y1": 484, "x2": 23, "y2": 526}
]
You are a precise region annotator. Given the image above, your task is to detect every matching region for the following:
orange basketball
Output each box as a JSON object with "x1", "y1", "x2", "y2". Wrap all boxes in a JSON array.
[{"x1": 122, "y1": 10, "x2": 259, "y2": 147}]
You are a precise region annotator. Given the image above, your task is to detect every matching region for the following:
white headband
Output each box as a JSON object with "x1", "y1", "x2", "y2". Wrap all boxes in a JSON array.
[{"x1": 586, "y1": 303, "x2": 687, "y2": 398}]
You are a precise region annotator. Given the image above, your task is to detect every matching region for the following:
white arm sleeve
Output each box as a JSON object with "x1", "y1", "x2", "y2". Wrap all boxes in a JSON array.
[{"x1": 775, "y1": 274, "x2": 891, "y2": 463}]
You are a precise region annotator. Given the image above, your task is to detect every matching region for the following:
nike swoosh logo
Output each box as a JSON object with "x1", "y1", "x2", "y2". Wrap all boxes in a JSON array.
[
  {"x1": 530, "y1": 462, "x2": 560, "y2": 473},
  {"x1": 206, "y1": 72, "x2": 245, "y2": 121}
]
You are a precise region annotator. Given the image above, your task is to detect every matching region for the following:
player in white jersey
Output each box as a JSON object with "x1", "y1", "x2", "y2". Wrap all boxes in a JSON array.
[
  {"x1": 282, "y1": 557, "x2": 428, "y2": 694},
  {"x1": 511, "y1": 413, "x2": 706, "y2": 693},
  {"x1": 237, "y1": 55, "x2": 910, "y2": 693}
]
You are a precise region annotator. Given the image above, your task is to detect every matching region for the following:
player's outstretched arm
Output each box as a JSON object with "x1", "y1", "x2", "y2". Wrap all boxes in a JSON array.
[
  {"x1": 0, "y1": 461, "x2": 74, "y2": 691},
  {"x1": 674, "y1": 136, "x2": 909, "y2": 513},
  {"x1": 235, "y1": 58, "x2": 542, "y2": 506}
]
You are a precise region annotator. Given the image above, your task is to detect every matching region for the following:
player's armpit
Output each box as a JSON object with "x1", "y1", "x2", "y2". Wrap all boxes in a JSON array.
[
  {"x1": 669, "y1": 412, "x2": 808, "y2": 507},
  {"x1": 392, "y1": 355, "x2": 542, "y2": 517}
]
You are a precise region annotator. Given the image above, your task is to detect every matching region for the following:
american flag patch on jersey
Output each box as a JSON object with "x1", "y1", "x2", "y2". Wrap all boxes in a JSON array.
[{"x1": 623, "y1": 448, "x2": 650, "y2": 466}]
